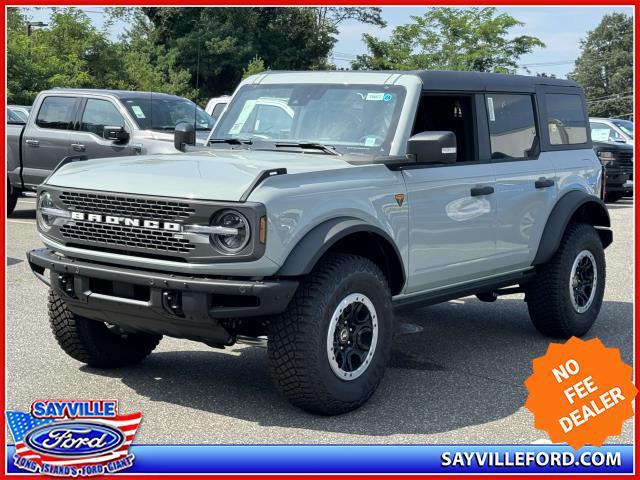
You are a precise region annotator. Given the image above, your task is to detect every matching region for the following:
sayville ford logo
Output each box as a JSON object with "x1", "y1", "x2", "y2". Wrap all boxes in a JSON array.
[
  {"x1": 6, "y1": 400, "x2": 141, "y2": 477},
  {"x1": 24, "y1": 421, "x2": 125, "y2": 458}
]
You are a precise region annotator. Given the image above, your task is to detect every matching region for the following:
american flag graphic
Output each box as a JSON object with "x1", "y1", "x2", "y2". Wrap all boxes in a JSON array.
[{"x1": 7, "y1": 410, "x2": 141, "y2": 467}]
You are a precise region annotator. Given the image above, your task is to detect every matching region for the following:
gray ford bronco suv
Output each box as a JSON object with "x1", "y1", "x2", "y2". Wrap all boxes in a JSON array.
[{"x1": 28, "y1": 71, "x2": 612, "y2": 415}]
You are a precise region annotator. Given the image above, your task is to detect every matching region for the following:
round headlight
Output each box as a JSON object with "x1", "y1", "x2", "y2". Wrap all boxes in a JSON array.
[
  {"x1": 36, "y1": 191, "x2": 55, "y2": 231},
  {"x1": 210, "y1": 210, "x2": 250, "y2": 254}
]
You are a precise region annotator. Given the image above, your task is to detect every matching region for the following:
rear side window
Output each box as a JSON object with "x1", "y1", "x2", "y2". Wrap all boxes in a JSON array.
[
  {"x1": 544, "y1": 94, "x2": 587, "y2": 145},
  {"x1": 35, "y1": 96, "x2": 76, "y2": 130},
  {"x1": 486, "y1": 94, "x2": 537, "y2": 160},
  {"x1": 81, "y1": 99, "x2": 125, "y2": 136}
]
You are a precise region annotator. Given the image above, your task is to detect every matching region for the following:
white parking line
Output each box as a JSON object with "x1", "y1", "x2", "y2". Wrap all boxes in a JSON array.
[
  {"x1": 7, "y1": 219, "x2": 35, "y2": 225},
  {"x1": 18, "y1": 199, "x2": 36, "y2": 204}
]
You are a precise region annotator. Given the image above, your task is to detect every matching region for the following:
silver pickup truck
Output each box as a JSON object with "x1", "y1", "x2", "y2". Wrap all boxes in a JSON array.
[
  {"x1": 7, "y1": 89, "x2": 214, "y2": 215},
  {"x1": 28, "y1": 71, "x2": 611, "y2": 415}
]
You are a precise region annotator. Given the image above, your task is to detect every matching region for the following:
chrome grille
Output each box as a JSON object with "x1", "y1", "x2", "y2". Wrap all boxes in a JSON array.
[
  {"x1": 60, "y1": 221, "x2": 195, "y2": 253},
  {"x1": 59, "y1": 191, "x2": 195, "y2": 221}
]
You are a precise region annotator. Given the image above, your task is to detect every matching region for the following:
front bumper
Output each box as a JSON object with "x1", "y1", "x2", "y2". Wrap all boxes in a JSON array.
[{"x1": 27, "y1": 248, "x2": 298, "y2": 345}]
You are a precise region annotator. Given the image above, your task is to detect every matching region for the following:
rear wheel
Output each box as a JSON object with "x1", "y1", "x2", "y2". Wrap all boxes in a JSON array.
[
  {"x1": 7, "y1": 179, "x2": 18, "y2": 216},
  {"x1": 268, "y1": 254, "x2": 394, "y2": 415},
  {"x1": 48, "y1": 291, "x2": 161, "y2": 368},
  {"x1": 525, "y1": 223, "x2": 605, "y2": 338}
]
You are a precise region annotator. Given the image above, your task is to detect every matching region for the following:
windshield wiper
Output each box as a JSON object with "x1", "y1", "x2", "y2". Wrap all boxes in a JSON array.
[
  {"x1": 208, "y1": 138, "x2": 254, "y2": 146},
  {"x1": 273, "y1": 142, "x2": 341, "y2": 156}
]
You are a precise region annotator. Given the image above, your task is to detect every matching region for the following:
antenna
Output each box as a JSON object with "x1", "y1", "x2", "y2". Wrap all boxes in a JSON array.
[{"x1": 150, "y1": 91, "x2": 153, "y2": 131}]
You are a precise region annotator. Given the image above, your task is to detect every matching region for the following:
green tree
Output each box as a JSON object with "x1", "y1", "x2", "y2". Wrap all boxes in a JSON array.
[
  {"x1": 352, "y1": 7, "x2": 544, "y2": 73},
  {"x1": 569, "y1": 13, "x2": 632, "y2": 118},
  {"x1": 242, "y1": 55, "x2": 267, "y2": 80}
]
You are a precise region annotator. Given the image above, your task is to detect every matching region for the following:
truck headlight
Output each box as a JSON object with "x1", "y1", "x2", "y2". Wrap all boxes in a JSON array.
[
  {"x1": 597, "y1": 151, "x2": 615, "y2": 164},
  {"x1": 210, "y1": 209, "x2": 250, "y2": 254},
  {"x1": 36, "y1": 191, "x2": 55, "y2": 231}
]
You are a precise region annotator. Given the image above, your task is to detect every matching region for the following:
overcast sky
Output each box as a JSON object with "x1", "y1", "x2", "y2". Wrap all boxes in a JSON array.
[{"x1": 22, "y1": 6, "x2": 634, "y2": 79}]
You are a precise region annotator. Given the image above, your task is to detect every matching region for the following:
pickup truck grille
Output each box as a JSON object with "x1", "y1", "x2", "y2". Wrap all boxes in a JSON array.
[
  {"x1": 60, "y1": 222, "x2": 195, "y2": 254},
  {"x1": 617, "y1": 151, "x2": 634, "y2": 178},
  {"x1": 59, "y1": 191, "x2": 196, "y2": 221}
]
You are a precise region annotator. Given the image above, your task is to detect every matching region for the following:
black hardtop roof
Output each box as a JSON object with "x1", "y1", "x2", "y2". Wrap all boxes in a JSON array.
[
  {"x1": 412, "y1": 70, "x2": 579, "y2": 92},
  {"x1": 46, "y1": 88, "x2": 189, "y2": 101},
  {"x1": 260, "y1": 70, "x2": 580, "y2": 93}
]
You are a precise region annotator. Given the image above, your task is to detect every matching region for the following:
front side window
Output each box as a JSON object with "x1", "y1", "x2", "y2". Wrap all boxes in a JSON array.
[
  {"x1": 80, "y1": 99, "x2": 125, "y2": 136},
  {"x1": 122, "y1": 96, "x2": 214, "y2": 132},
  {"x1": 486, "y1": 94, "x2": 537, "y2": 159},
  {"x1": 590, "y1": 121, "x2": 625, "y2": 143},
  {"x1": 212, "y1": 84, "x2": 406, "y2": 157},
  {"x1": 35, "y1": 96, "x2": 76, "y2": 130},
  {"x1": 544, "y1": 94, "x2": 588, "y2": 145}
]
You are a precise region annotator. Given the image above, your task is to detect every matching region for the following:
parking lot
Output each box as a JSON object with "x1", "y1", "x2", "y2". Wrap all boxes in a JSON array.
[{"x1": 7, "y1": 197, "x2": 634, "y2": 444}]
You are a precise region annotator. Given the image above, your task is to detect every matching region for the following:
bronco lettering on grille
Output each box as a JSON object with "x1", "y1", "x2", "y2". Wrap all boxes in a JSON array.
[{"x1": 70, "y1": 211, "x2": 181, "y2": 232}]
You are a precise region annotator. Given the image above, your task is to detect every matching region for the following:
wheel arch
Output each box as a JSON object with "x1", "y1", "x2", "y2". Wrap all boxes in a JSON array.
[
  {"x1": 276, "y1": 217, "x2": 406, "y2": 295},
  {"x1": 533, "y1": 190, "x2": 612, "y2": 265}
]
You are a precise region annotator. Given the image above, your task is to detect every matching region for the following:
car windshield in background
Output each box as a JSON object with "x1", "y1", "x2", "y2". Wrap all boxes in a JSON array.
[
  {"x1": 211, "y1": 84, "x2": 406, "y2": 156},
  {"x1": 612, "y1": 119, "x2": 634, "y2": 138},
  {"x1": 7, "y1": 109, "x2": 27, "y2": 124},
  {"x1": 122, "y1": 96, "x2": 214, "y2": 132}
]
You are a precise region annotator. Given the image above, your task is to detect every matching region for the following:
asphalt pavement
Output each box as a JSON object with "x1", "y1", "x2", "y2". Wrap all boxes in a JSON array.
[{"x1": 6, "y1": 197, "x2": 634, "y2": 444}]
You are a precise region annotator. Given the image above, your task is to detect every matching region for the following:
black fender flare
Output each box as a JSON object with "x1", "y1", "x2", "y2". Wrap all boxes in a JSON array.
[
  {"x1": 533, "y1": 190, "x2": 612, "y2": 265},
  {"x1": 276, "y1": 217, "x2": 406, "y2": 288}
]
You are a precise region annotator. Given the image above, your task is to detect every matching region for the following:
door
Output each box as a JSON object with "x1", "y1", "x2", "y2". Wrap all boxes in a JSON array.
[
  {"x1": 486, "y1": 93, "x2": 558, "y2": 271},
  {"x1": 22, "y1": 95, "x2": 78, "y2": 187},
  {"x1": 71, "y1": 98, "x2": 132, "y2": 159},
  {"x1": 404, "y1": 93, "x2": 498, "y2": 293}
]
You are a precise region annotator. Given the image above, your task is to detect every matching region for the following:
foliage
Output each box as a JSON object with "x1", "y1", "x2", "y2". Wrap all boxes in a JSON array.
[
  {"x1": 7, "y1": 7, "x2": 194, "y2": 104},
  {"x1": 352, "y1": 7, "x2": 544, "y2": 73},
  {"x1": 242, "y1": 56, "x2": 268, "y2": 80},
  {"x1": 568, "y1": 13, "x2": 633, "y2": 119}
]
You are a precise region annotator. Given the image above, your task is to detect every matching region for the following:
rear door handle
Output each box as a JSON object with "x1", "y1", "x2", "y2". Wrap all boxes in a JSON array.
[
  {"x1": 535, "y1": 178, "x2": 555, "y2": 189},
  {"x1": 71, "y1": 143, "x2": 86, "y2": 152},
  {"x1": 25, "y1": 139, "x2": 39, "y2": 147},
  {"x1": 470, "y1": 186, "x2": 495, "y2": 197}
]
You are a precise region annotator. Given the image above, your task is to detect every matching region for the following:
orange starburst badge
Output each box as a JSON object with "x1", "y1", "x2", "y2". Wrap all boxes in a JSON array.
[{"x1": 524, "y1": 337, "x2": 637, "y2": 450}]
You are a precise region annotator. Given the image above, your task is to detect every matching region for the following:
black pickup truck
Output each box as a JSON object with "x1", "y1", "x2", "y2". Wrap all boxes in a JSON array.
[{"x1": 593, "y1": 140, "x2": 633, "y2": 203}]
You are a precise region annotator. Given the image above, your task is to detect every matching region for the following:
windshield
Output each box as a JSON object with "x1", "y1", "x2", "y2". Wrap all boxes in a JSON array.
[
  {"x1": 211, "y1": 84, "x2": 406, "y2": 156},
  {"x1": 122, "y1": 96, "x2": 214, "y2": 132},
  {"x1": 612, "y1": 119, "x2": 634, "y2": 138}
]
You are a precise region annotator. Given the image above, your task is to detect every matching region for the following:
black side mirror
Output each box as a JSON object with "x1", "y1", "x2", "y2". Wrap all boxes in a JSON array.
[
  {"x1": 103, "y1": 126, "x2": 129, "y2": 143},
  {"x1": 174, "y1": 122, "x2": 196, "y2": 152},
  {"x1": 407, "y1": 131, "x2": 457, "y2": 165}
]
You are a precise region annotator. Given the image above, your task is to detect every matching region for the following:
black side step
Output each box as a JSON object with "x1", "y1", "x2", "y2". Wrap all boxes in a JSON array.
[{"x1": 393, "y1": 270, "x2": 535, "y2": 312}]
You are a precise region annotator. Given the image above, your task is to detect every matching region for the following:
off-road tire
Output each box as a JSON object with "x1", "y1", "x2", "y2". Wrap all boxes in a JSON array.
[
  {"x1": 605, "y1": 192, "x2": 624, "y2": 203},
  {"x1": 268, "y1": 254, "x2": 394, "y2": 415},
  {"x1": 7, "y1": 179, "x2": 18, "y2": 216},
  {"x1": 525, "y1": 222, "x2": 605, "y2": 338},
  {"x1": 48, "y1": 290, "x2": 161, "y2": 368}
]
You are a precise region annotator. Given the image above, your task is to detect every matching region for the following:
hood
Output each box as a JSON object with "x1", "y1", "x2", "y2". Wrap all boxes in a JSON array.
[
  {"x1": 46, "y1": 149, "x2": 354, "y2": 201},
  {"x1": 592, "y1": 140, "x2": 633, "y2": 152}
]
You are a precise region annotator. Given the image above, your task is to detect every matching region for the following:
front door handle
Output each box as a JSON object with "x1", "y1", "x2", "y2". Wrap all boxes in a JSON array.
[
  {"x1": 25, "y1": 139, "x2": 39, "y2": 147},
  {"x1": 470, "y1": 186, "x2": 495, "y2": 197},
  {"x1": 535, "y1": 178, "x2": 555, "y2": 189},
  {"x1": 71, "y1": 143, "x2": 86, "y2": 152}
]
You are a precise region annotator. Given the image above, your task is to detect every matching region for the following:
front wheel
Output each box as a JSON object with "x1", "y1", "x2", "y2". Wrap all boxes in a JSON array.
[
  {"x1": 268, "y1": 254, "x2": 394, "y2": 415},
  {"x1": 525, "y1": 223, "x2": 605, "y2": 338},
  {"x1": 48, "y1": 291, "x2": 162, "y2": 368}
]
